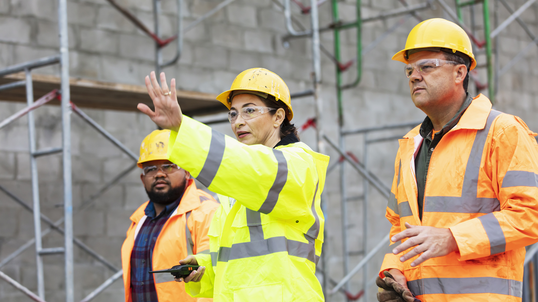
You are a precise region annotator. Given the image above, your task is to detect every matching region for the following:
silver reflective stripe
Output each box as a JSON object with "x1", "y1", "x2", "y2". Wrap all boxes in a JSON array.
[
  {"x1": 197, "y1": 130, "x2": 226, "y2": 187},
  {"x1": 211, "y1": 251, "x2": 217, "y2": 267},
  {"x1": 478, "y1": 213, "x2": 506, "y2": 254},
  {"x1": 398, "y1": 201, "x2": 412, "y2": 218},
  {"x1": 306, "y1": 182, "x2": 320, "y2": 239},
  {"x1": 185, "y1": 211, "x2": 193, "y2": 255},
  {"x1": 425, "y1": 110, "x2": 502, "y2": 214},
  {"x1": 246, "y1": 209, "x2": 264, "y2": 242},
  {"x1": 407, "y1": 277, "x2": 522, "y2": 298},
  {"x1": 155, "y1": 272, "x2": 175, "y2": 284},
  {"x1": 259, "y1": 149, "x2": 288, "y2": 214},
  {"x1": 388, "y1": 193, "x2": 399, "y2": 215},
  {"x1": 502, "y1": 170, "x2": 538, "y2": 188},
  {"x1": 217, "y1": 236, "x2": 316, "y2": 263}
]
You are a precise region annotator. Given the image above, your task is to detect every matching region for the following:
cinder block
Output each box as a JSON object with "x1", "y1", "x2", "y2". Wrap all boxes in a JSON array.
[
  {"x1": 10, "y1": 0, "x2": 57, "y2": 21},
  {"x1": 73, "y1": 209, "x2": 105, "y2": 236},
  {"x1": 101, "y1": 156, "x2": 140, "y2": 185},
  {"x1": 72, "y1": 154, "x2": 102, "y2": 182},
  {"x1": 0, "y1": 43, "x2": 14, "y2": 69},
  {"x1": 80, "y1": 28, "x2": 119, "y2": 54},
  {"x1": 183, "y1": 17, "x2": 210, "y2": 43},
  {"x1": 68, "y1": 2, "x2": 98, "y2": 26},
  {"x1": 228, "y1": 50, "x2": 261, "y2": 73},
  {"x1": 0, "y1": 17, "x2": 32, "y2": 44},
  {"x1": 0, "y1": 126, "x2": 29, "y2": 152},
  {"x1": 69, "y1": 51, "x2": 102, "y2": 81},
  {"x1": 191, "y1": 0, "x2": 227, "y2": 21},
  {"x1": 226, "y1": 4, "x2": 257, "y2": 28},
  {"x1": 212, "y1": 69, "x2": 238, "y2": 92},
  {"x1": 77, "y1": 236, "x2": 124, "y2": 267},
  {"x1": 106, "y1": 209, "x2": 133, "y2": 236},
  {"x1": 118, "y1": 33, "x2": 154, "y2": 61},
  {"x1": 12, "y1": 44, "x2": 60, "y2": 76},
  {"x1": 210, "y1": 23, "x2": 245, "y2": 49},
  {"x1": 244, "y1": 30, "x2": 274, "y2": 53},
  {"x1": 259, "y1": 8, "x2": 288, "y2": 32},
  {"x1": 261, "y1": 55, "x2": 294, "y2": 79},
  {"x1": 99, "y1": 55, "x2": 141, "y2": 85},
  {"x1": 193, "y1": 44, "x2": 228, "y2": 69},
  {"x1": 0, "y1": 152, "x2": 15, "y2": 180},
  {"x1": 81, "y1": 183, "x2": 125, "y2": 210},
  {"x1": 0, "y1": 208, "x2": 19, "y2": 236},
  {"x1": 96, "y1": 5, "x2": 136, "y2": 33},
  {"x1": 124, "y1": 183, "x2": 148, "y2": 211},
  {"x1": 0, "y1": 1, "x2": 9, "y2": 13}
]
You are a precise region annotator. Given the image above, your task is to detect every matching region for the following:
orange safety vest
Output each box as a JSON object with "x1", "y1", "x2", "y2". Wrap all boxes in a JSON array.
[
  {"x1": 380, "y1": 94, "x2": 538, "y2": 302},
  {"x1": 121, "y1": 179, "x2": 218, "y2": 302}
]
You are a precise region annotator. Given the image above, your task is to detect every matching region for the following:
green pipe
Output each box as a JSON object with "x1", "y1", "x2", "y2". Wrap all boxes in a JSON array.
[
  {"x1": 459, "y1": 0, "x2": 479, "y2": 7},
  {"x1": 341, "y1": 0, "x2": 362, "y2": 91},
  {"x1": 482, "y1": 0, "x2": 495, "y2": 104},
  {"x1": 332, "y1": 0, "x2": 344, "y2": 126}
]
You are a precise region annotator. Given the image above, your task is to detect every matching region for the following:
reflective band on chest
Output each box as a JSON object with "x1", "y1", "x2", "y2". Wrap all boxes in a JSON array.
[
  {"x1": 197, "y1": 130, "x2": 226, "y2": 187},
  {"x1": 424, "y1": 110, "x2": 502, "y2": 214}
]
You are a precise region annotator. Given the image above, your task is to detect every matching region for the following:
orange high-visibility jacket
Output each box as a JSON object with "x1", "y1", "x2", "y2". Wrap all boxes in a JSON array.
[
  {"x1": 380, "y1": 94, "x2": 538, "y2": 302},
  {"x1": 121, "y1": 179, "x2": 219, "y2": 302}
]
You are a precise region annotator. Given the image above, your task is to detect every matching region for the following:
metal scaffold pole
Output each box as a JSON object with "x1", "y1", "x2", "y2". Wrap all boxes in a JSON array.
[{"x1": 58, "y1": 0, "x2": 74, "y2": 301}]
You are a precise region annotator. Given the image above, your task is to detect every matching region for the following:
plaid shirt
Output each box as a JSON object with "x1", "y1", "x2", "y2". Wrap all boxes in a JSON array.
[{"x1": 130, "y1": 197, "x2": 181, "y2": 302}]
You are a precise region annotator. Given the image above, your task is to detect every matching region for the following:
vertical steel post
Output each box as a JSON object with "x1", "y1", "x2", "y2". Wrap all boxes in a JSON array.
[
  {"x1": 493, "y1": 0, "x2": 500, "y2": 96},
  {"x1": 26, "y1": 69, "x2": 45, "y2": 299},
  {"x1": 482, "y1": 0, "x2": 495, "y2": 103},
  {"x1": 153, "y1": 0, "x2": 162, "y2": 77},
  {"x1": 362, "y1": 132, "x2": 369, "y2": 302},
  {"x1": 309, "y1": 0, "x2": 326, "y2": 298},
  {"x1": 58, "y1": 0, "x2": 74, "y2": 301},
  {"x1": 339, "y1": 136, "x2": 350, "y2": 302}
]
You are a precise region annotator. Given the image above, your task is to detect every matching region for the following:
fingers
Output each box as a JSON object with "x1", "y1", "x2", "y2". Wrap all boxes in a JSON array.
[
  {"x1": 170, "y1": 78, "x2": 177, "y2": 99},
  {"x1": 137, "y1": 103, "x2": 155, "y2": 117},
  {"x1": 160, "y1": 72, "x2": 169, "y2": 94},
  {"x1": 410, "y1": 250, "x2": 432, "y2": 267},
  {"x1": 377, "y1": 290, "x2": 402, "y2": 302},
  {"x1": 178, "y1": 255, "x2": 198, "y2": 265},
  {"x1": 398, "y1": 243, "x2": 428, "y2": 263},
  {"x1": 145, "y1": 75, "x2": 157, "y2": 100},
  {"x1": 184, "y1": 266, "x2": 205, "y2": 283},
  {"x1": 376, "y1": 276, "x2": 392, "y2": 291}
]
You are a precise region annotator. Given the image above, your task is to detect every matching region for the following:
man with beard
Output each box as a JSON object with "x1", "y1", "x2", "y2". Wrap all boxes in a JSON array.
[{"x1": 121, "y1": 129, "x2": 218, "y2": 302}]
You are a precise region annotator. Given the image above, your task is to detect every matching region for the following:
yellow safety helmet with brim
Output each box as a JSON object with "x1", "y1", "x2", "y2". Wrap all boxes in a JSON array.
[
  {"x1": 137, "y1": 130, "x2": 171, "y2": 168},
  {"x1": 216, "y1": 68, "x2": 294, "y2": 121},
  {"x1": 392, "y1": 18, "x2": 477, "y2": 70}
]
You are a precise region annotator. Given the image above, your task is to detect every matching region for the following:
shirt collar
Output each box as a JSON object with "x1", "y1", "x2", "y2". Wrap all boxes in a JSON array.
[
  {"x1": 419, "y1": 93, "x2": 473, "y2": 139},
  {"x1": 144, "y1": 193, "x2": 183, "y2": 220}
]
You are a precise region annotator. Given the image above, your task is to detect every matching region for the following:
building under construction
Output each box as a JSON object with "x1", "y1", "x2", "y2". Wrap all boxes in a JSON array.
[{"x1": 1, "y1": 0, "x2": 538, "y2": 301}]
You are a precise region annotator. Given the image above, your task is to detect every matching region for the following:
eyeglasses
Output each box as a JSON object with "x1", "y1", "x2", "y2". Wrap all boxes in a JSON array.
[
  {"x1": 404, "y1": 59, "x2": 461, "y2": 78},
  {"x1": 228, "y1": 106, "x2": 276, "y2": 123},
  {"x1": 142, "y1": 163, "x2": 180, "y2": 176}
]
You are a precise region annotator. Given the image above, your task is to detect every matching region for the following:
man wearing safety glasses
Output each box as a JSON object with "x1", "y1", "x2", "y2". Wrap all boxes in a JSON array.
[
  {"x1": 121, "y1": 129, "x2": 218, "y2": 302},
  {"x1": 377, "y1": 18, "x2": 538, "y2": 302}
]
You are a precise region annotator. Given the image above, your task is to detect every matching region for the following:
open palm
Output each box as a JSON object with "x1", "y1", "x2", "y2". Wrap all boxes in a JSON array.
[{"x1": 138, "y1": 71, "x2": 183, "y2": 132}]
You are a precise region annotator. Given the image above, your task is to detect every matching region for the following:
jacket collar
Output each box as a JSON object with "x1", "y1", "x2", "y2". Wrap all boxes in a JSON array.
[
  {"x1": 130, "y1": 178, "x2": 202, "y2": 223},
  {"x1": 403, "y1": 94, "x2": 492, "y2": 139}
]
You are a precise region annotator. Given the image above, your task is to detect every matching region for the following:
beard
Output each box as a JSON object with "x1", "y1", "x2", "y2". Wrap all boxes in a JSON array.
[{"x1": 145, "y1": 180, "x2": 185, "y2": 206}]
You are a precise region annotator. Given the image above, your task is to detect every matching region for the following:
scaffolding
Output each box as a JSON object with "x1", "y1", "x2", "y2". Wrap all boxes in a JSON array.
[{"x1": 1, "y1": 0, "x2": 538, "y2": 301}]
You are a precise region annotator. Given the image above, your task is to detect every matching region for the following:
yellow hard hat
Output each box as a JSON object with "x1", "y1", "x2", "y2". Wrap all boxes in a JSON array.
[
  {"x1": 216, "y1": 68, "x2": 293, "y2": 120},
  {"x1": 137, "y1": 130, "x2": 171, "y2": 168},
  {"x1": 392, "y1": 18, "x2": 477, "y2": 70}
]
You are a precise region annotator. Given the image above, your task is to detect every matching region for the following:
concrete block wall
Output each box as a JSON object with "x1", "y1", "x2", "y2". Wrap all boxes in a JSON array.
[{"x1": 0, "y1": 0, "x2": 537, "y2": 301}]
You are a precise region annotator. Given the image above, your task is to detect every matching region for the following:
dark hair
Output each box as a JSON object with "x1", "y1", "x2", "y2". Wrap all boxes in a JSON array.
[
  {"x1": 442, "y1": 51, "x2": 470, "y2": 92},
  {"x1": 259, "y1": 95, "x2": 299, "y2": 139}
]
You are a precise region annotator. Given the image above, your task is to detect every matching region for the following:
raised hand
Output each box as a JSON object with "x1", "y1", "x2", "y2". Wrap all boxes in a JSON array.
[{"x1": 138, "y1": 71, "x2": 183, "y2": 132}]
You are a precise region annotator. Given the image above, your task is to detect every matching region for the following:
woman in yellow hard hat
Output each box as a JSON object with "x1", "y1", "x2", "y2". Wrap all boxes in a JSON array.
[{"x1": 138, "y1": 68, "x2": 329, "y2": 302}]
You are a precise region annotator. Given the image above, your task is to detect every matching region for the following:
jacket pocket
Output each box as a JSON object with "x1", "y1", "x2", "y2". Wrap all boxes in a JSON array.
[{"x1": 233, "y1": 283, "x2": 282, "y2": 302}]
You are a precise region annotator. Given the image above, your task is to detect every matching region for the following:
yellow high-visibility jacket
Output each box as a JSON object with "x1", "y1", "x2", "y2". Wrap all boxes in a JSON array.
[
  {"x1": 121, "y1": 179, "x2": 218, "y2": 302},
  {"x1": 380, "y1": 94, "x2": 538, "y2": 302},
  {"x1": 168, "y1": 116, "x2": 329, "y2": 302}
]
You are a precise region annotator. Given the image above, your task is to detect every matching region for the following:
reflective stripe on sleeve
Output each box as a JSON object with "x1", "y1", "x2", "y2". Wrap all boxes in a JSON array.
[
  {"x1": 217, "y1": 236, "x2": 317, "y2": 264},
  {"x1": 197, "y1": 130, "x2": 226, "y2": 187},
  {"x1": 259, "y1": 149, "x2": 288, "y2": 214},
  {"x1": 408, "y1": 277, "x2": 522, "y2": 298},
  {"x1": 502, "y1": 170, "x2": 538, "y2": 188},
  {"x1": 246, "y1": 209, "x2": 264, "y2": 242},
  {"x1": 478, "y1": 213, "x2": 506, "y2": 255},
  {"x1": 211, "y1": 251, "x2": 217, "y2": 267},
  {"x1": 155, "y1": 272, "x2": 176, "y2": 284},
  {"x1": 398, "y1": 201, "x2": 412, "y2": 218},
  {"x1": 388, "y1": 194, "x2": 399, "y2": 215},
  {"x1": 425, "y1": 110, "x2": 502, "y2": 214}
]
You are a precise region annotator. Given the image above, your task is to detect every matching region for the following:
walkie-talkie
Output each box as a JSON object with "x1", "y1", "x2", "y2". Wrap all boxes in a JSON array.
[{"x1": 149, "y1": 264, "x2": 200, "y2": 278}]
